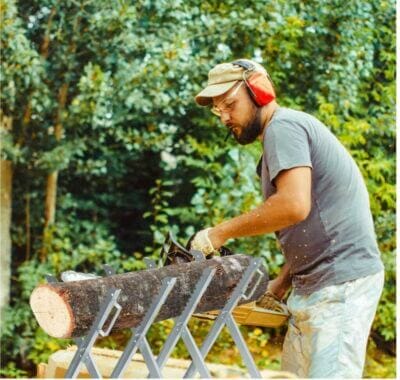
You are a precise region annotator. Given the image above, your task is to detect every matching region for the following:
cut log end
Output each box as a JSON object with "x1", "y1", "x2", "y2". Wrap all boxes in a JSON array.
[{"x1": 30, "y1": 285, "x2": 73, "y2": 338}]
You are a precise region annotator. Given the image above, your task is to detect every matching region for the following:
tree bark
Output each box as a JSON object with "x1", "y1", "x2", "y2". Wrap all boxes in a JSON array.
[
  {"x1": 0, "y1": 114, "x2": 13, "y2": 316},
  {"x1": 30, "y1": 255, "x2": 268, "y2": 338}
]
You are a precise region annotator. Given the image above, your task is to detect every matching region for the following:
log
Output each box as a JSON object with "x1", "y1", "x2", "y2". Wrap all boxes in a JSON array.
[{"x1": 30, "y1": 255, "x2": 268, "y2": 338}]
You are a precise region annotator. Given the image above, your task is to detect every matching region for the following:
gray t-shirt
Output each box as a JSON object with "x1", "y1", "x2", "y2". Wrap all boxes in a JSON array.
[{"x1": 259, "y1": 107, "x2": 383, "y2": 295}]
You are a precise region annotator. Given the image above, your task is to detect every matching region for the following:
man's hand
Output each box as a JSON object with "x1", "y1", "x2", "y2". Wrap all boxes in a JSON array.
[
  {"x1": 256, "y1": 290, "x2": 287, "y2": 312},
  {"x1": 256, "y1": 266, "x2": 292, "y2": 313},
  {"x1": 267, "y1": 278, "x2": 289, "y2": 300},
  {"x1": 190, "y1": 228, "x2": 215, "y2": 255},
  {"x1": 190, "y1": 227, "x2": 227, "y2": 255}
]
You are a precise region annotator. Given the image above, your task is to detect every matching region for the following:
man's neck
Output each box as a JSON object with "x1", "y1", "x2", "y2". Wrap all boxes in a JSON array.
[{"x1": 258, "y1": 101, "x2": 278, "y2": 142}]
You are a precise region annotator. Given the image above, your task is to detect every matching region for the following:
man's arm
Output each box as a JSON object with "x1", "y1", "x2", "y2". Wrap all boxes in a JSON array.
[
  {"x1": 267, "y1": 262, "x2": 292, "y2": 299},
  {"x1": 208, "y1": 166, "x2": 312, "y2": 248},
  {"x1": 190, "y1": 166, "x2": 311, "y2": 301}
]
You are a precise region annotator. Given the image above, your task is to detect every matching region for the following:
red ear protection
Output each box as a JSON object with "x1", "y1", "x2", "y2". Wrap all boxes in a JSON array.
[{"x1": 232, "y1": 60, "x2": 276, "y2": 107}]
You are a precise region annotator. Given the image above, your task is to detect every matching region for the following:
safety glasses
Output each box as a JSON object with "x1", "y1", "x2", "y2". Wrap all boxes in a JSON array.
[{"x1": 211, "y1": 81, "x2": 243, "y2": 117}]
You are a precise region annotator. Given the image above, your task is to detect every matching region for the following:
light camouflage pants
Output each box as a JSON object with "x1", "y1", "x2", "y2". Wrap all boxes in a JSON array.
[{"x1": 282, "y1": 271, "x2": 384, "y2": 378}]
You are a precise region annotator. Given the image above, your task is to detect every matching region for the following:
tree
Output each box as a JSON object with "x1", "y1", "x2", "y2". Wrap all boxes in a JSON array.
[{"x1": 0, "y1": 112, "x2": 13, "y2": 317}]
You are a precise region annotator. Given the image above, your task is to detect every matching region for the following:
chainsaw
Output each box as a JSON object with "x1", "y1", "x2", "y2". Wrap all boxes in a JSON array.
[{"x1": 160, "y1": 231, "x2": 289, "y2": 327}]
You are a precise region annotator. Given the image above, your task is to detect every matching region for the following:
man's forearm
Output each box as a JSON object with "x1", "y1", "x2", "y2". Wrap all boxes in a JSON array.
[
  {"x1": 205, "y1": 166, "x2": 311, "y2": 249},
  {"x1": 210, "y1": 191, "x2": 308, "y2": 247}
]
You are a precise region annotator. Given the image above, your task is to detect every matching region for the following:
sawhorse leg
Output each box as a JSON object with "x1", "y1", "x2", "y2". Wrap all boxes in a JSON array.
[{"x1": 184, "y1": 258, "x2": 264, "y2": 379}]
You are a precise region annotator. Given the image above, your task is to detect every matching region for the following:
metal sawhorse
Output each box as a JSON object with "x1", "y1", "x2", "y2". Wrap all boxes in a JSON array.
[{"x1": 45, "y1": 255, "x2": 266, "y2": 378}]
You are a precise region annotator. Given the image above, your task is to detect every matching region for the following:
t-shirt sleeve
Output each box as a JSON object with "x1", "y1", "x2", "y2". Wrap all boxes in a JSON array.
[{"x1": 264, "y1": 120, "x2": 313, "y2": 183}]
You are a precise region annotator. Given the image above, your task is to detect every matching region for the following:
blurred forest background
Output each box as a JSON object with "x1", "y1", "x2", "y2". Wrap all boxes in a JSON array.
[{"x1": 0, "y1": 0, "x2": 396, "y2": 378}]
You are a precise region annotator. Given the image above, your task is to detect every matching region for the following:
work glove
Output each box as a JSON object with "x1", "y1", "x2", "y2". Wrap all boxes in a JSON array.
[
  {"x1": 256, "y1": 290, "x2": 288, "y2": 314},
  {"x1": 190, "y1": 228, "x2": 216, "y2": 256}
]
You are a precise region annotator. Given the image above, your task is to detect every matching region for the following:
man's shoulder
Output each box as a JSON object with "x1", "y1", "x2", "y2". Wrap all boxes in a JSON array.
[
  {"x1": 273, "y1": 107, "x2": 319, "y2": 124},
  {"x1": 266, "y1": 107, "x2": 326, "y2": 140},
  {"x1": 266, "y1": 107, "x2": 314, "y2": 135}
]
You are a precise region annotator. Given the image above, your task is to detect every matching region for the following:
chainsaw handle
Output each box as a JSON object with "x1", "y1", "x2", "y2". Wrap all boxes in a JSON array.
[{"x1": 161, "y1": 231, "x2": 193, "y2": 266}]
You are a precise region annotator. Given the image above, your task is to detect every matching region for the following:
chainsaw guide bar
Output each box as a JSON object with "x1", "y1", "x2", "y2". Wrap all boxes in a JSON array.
[{"x1": 193, "y1": 301, "x2": 289, "y2": 328}]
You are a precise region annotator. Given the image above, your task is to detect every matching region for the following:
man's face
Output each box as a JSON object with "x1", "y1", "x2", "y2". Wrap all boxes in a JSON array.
[{"x1": 212, "y1": 81, "x2": 263, "y2": 145}]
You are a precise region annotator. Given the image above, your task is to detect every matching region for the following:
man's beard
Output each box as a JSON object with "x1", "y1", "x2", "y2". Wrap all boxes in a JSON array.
[{"x1": 232, "y1": 106, "x2": 263, "y2": 145}]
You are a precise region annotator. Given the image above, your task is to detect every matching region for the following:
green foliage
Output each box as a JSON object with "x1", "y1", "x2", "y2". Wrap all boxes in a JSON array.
[
  {"x1": 1, "y1": 0, "x2": 395, "y2": 377},
  {"x1": 0, "y1": 362, "x2": 28, "y2": 378}
]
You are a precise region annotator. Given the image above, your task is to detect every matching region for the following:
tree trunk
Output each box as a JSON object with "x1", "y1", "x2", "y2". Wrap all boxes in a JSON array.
[
  {"x1": 44, "y1": 171, "x2": 58, "y2": 227},
  {"x1": 25, "y1": 193, "x2": 31, "y2": 260},
  {"x1": 0, "y1": 114, "x2": 13, "y2": 316},
  {"x1": 43, "y1": 83, "x2": 68, "y2": 229},
  {"x1": 30, "y1": 255, "x2": 268, "y2": 338},
  {"x1": 41, "y1": 84, "x2": 70, "y2": 262},
  {"x1": 42, "y1": 13, "x2": 79, "y2": 231}
]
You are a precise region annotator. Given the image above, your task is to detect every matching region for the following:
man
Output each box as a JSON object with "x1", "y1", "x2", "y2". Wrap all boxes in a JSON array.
[{"x1": 191, "y1": 59, "x2": 384, "y2": 378}]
